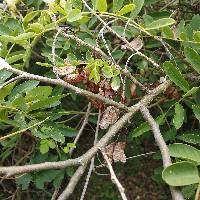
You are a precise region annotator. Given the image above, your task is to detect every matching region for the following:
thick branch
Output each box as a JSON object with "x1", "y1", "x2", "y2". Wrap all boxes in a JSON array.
[
  {"x1": 140, "y1": 105, "x2": 184, "y2": 200},
  {"x1": 0, "y1": 58, "x2": 128, "y2": 111},
  {"x1": 0, "y1": 159, "x2": 80, "y2": 177},
  {"x1": 57, "y1": 165, "x2": 87, "y2": 200}
]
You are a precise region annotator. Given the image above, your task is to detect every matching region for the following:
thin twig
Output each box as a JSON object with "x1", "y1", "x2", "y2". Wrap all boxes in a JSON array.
[
  {"x1": 69, "y1": 103, "x2": 92, "y2": 156},
  {"x1": 80, "y1": 109, "x2": 101, "y2": 200},
  {"x1": 61, "y1": 28, "x2": 147, "y2": 91},
  {"x1": 51, "y1": 187, "x2": 60, "y2": 200},
  {"x1": 0, "y1": 117, "x2": 50, "y2": 141},
  {"x1": 0, "y1": 74, "x2": 25, "y2": 90},
  {"x1": 82, "y1": 0, "x2": 162, "y2": 70},
  {"x1": 101, "y1": 150, "x2": 128, "y2": 200}
]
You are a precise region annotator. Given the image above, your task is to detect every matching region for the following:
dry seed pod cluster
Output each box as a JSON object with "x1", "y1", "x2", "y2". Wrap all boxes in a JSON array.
[
  {"x1": 103, "y1": 142, "x2": 126, "y2": 164},
  {"x1": 99, "y1": 106, "x2": 120, "y2": 129}
]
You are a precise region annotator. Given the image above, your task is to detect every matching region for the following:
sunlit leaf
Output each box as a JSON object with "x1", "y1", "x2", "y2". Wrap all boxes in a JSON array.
[
  {"x1": 67, "y1": 9, "x2": 82, "y2": 22},
  {"x1": 131, "y1": 0, "x2": 144, "y2": 18},
  {"x1": 145, "y1": 18, "x2": 175, "y2": 30},
  {"x1": 96, "y1": 0, "x2": 107, "y2": 12},
  {"x1": 117, "y1": 4, "x2": 135, "y2": 16}
]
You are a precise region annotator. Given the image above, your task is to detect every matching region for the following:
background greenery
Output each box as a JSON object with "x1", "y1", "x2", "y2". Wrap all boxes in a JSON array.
[{"x1": 0, "y1": 0, "x2": 200, "y2": 199}]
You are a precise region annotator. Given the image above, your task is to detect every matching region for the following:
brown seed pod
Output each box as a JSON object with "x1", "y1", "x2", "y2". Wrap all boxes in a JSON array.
[
  {"x1": 53, "y1": 65, "x2": 76, "y2": 77},
  {"x1": 103, "y1": 142, "x2": 126, "y2": 163},
  {"x1": 165, "y1": 86, "x2": 180, "y2": 99},
  {"x1": 99, "y1": 106, "x2": 120, "y2": 129},
  {"x1": 63, "y1": 73, "x2": 85, "y2": 84}
]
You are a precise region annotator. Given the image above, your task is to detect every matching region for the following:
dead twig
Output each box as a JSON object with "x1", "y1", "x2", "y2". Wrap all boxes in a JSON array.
[{"x1": 101, "y1": 150, "x2": 128, "y2": 200}]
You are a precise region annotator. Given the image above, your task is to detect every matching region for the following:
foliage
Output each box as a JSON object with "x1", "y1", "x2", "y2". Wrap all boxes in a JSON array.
[{"x1": 0, "y1": 0, "x2": 200, "y2": 199}]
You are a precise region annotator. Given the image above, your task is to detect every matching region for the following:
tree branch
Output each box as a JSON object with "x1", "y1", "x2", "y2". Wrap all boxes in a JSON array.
[
  {"x1": 0, "y1": 74, "x2": 24, "y2": 90},
  {"x1": 140, "y1": 105, "x2": 184, "y2": 200},
  {"x1": 57, "y1": 165, "x2": 87, "y2": 200},
  {"x1": 80, "y1": 109, "x2": 101, "y2": 200},
  {"x1": 0, "y1": 57, "x2": 129, "y2": 111},
  {"x1": 61, "y1": 30, "x2": 146, "y2": 91},
  {"x1": 0, "y1": 158, "x2": 80, "y2": 177},
  {"x1": 0, "y1": 80, "x2": 170, "y2": 178},
  {"x1": 101, "y1": 150, "x2": 128, "y2": 200},
  {"x1": 82, "y1": 0, "x2": 162, "y2": 71},
  {"x1": 69, "y1": 103, "x2": 91, "y2": 156}
]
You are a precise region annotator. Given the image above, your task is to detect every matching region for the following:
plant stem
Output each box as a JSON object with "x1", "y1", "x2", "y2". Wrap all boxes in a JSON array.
[{"x1": 195, "y1": 179, "x2": 200, "y2": 200}]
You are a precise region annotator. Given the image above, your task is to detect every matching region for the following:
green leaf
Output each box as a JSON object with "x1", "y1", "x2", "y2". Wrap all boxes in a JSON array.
[
  {"x1": 84, "y1": 38, "x2": 96, "y2": 46},
  {"x1": 184, "y1": 47, "x2": 200, "y2": 74},
  {"x1": 96, "y1": 0, "x2": 107, "y2": 12},
  {"x1": 67, "y1": 9, "x2": 82, "y2": 22},
  {"x1": 102, "y1": 65, "x2": 113, "y2": 78},
  {"x1": 162, "y1": 161, "x2": 199, "y2": 186},
  {"x1": 0, "y1": 35, "x2": 15, "y2": 43},
  {"x1": 117, "y1": 4, "x2": 135, "y2": 16},
  {"x1": 132, "y1": 115, "x2": 165, "y2": 137},
  {"x1": 33, "y1": 125, "x2": 65, "y2": 143},
  {"x1": 23, "y1": 11, "x2": 40, "y2": 25},
  {"x1": 0, "y1": 24, "x2": 12, "y2": 35},
  {"x1": 63, "y1": 142, "x2": 76, "y2": 153},
  {"x1": 162, "y1": 26, "x2": 174, "y2": 38},
  {"x1": 169, "y1": 143, "x2": 200, "y2": 163},
  {"x1": 193, "y1": 31, "x2": 200, "y2": 42},
  {"x1": 53, "y1": 170, "x2": 65, "y2": 188},
  {"x1": 182, "y1": 185, "x2": 197, "y2": 199},
  {"x1": 72, "y1": 0, "x2": 82, "y2": 9},
  {"x1": 113, "y1": 0, "x2": 124, "y2": 12},
  {"x1": 89, "y1": 65, "x2": 100, "y2": 84},
  {"x1": 173, "y1": 103, "x2": 185, "y2": 130},
  {"x1": 25, "y1": 86, "x2": 52, "y2": 102},
  {"x1": 8, "y1": 80, "x2": 40, "y2": 102},
  {"x1": 63, "y1": 146, "x2": 70, "y2": 153},
  {"x1": 40, "y1": 142, "x2": 49, "y2": 154},
  {"x1": 48, "y1": 140, "x2": 56, "y2": 149},
  {"x1": 27, "y1": 95, "x2": 65, "y2": 112},
  {"x1": 28, "y1": 23, "x2": 44, "y2": 34},
  {"x1": 183, "y1": 87, "x2": 199, "y2": 98},
  {"x1": 111, "y1": 76, "x2": 121, "y2": 91},
  {"x1": 16, "y1": 174, "x2": 32, "y2": 190},
  {"x1": 145, "y1": 18, "x2": 175, "y2": 30},
  {"x1": 50, "y1": 2, "x2": 67, "y2": 15},
  {"x1": 131, "y1": 0, "x2": 144, "y2": 19},
  {"x1": 6, "y1": 54, "x2": 24, "y2": 64},
  {"x1": 0, "y1": 70, "x2": 13, "y2": 84},
  {"x1": 163, "y1": 61, "x2": 190, "y2": 92},
  {"x1": 193, "y1": 105, "x2": 200, "y2": 122},
  {"x1": 67, "y1": 143, "x2": 76, "y2": 148},
  {"x1": 178, "y1": 130, "x2": 200, "y2": 145},
  {"x1": 15, "y1": 32, "x2": 36, "y2": 41},
  {"x1": 34, "y1": 170, "x2": 60, "y2": 189},
  {"x1": 0, "y1": 81, "x2": 17, "y2": 100}
]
